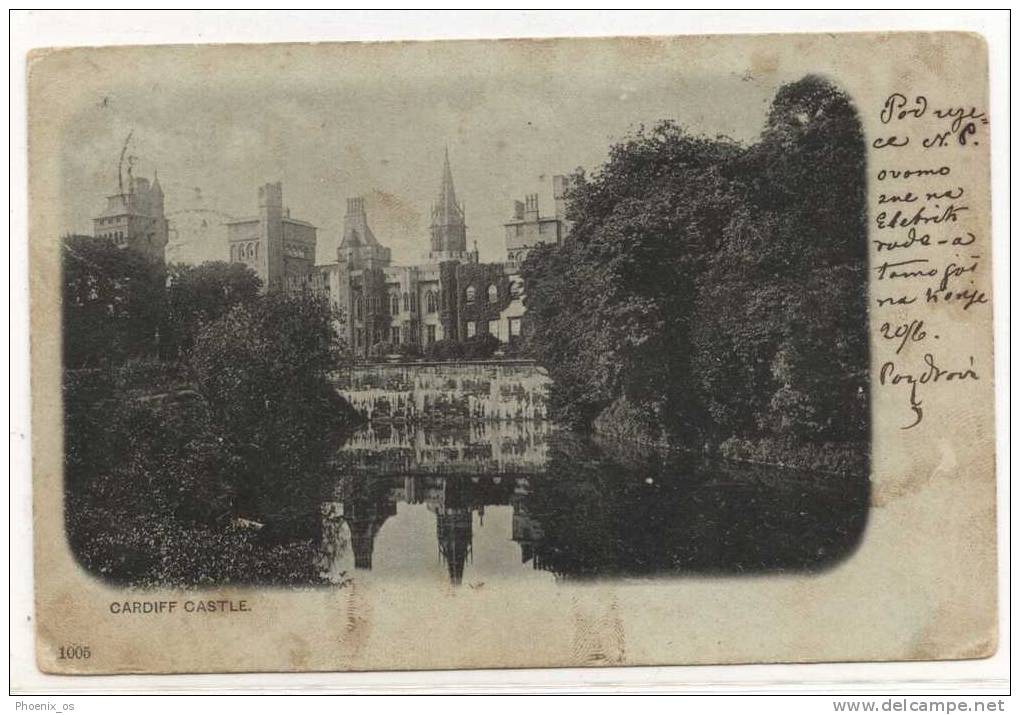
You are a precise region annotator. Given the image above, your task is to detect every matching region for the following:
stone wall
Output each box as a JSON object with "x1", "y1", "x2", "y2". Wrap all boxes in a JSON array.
[{"x1": 335, "y1": 360, "x2": 550, "y2": 423}]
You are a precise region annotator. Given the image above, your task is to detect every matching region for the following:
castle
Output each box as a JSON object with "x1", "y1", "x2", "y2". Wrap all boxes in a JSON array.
[
  {"x1": 93, "y1": 150, "x2": 572, "y2": 356},
  {"x1": 92, "y1": 169, "x2": 169, "y2": 264}
]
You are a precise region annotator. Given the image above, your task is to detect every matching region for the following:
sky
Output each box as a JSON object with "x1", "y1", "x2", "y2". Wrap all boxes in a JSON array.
[{"x1": 57, "y1": 39, "x2": 793, "y2": 266}]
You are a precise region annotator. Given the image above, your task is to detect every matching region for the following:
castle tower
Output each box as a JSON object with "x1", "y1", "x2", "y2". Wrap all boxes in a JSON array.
[
  {"x1": 92, "y1": 167, "x2": 170, "y2": 264},
  {"x1": 428, "y1": 148, "x2": 473, "y2": 262},
  {"x1": 436, "y1": 508, "x2": 473, "y2": 585},
  {"x1": 259, "y1": 181, "x2": 284, "y2": 289},
  {"x1": 338, "y1": 197, "x2": 390, "y2": 271},
  {"x1": 226, "y1": 182, "x2": 317, "y2": 293},
  {"x1": 503, "y1": 174, "x2": 573, "y2": 265}
]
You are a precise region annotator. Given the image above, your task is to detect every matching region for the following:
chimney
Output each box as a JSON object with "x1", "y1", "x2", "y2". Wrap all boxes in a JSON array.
[
  {"x1": 513, "y1": 200, "x2": 525, "y2": 221},
  {"x1": 525, "y1": 194, "x2": 539, "y2": 221},
  {"x1": 552, "y1": 175, "x2": 570, "y2": 200},
  {"x1": 553, "y1": 175, "x2": 571, "y2": 220}
]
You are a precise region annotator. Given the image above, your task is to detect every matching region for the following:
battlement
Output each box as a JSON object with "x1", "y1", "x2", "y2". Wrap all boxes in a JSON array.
[
  {"x1": 258, "y1": 181, "x2": 283, "y2": 209},
  {"x1": 347, "y1": 197, "x2": 366, "y2": 216}
]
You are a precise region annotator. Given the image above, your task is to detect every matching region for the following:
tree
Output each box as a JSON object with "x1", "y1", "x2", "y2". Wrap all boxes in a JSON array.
[
  {"x1": 162, "y1": 261, "x2": 261, "y2": 357},
  {"x1": 523, "y1": 124, "x2": 742, "y2": 434},
  {"x1": 61, "y1": 235, "x2": 165, "y2": 368},
  {"x1": 188, "y1": 292, "x2": 359, "y2": 537},
  {"x1": 522, "y1": 76, "x2": 868, "y2": 454}
]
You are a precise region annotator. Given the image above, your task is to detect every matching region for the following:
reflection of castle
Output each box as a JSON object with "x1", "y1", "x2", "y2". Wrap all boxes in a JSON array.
[
  {"x1": 341, "y1": 421, "x2": 551, "y2": 475},
  {"x1": 326, "y1": 422, "x2": 557, "y2": 583},
  {"x1": 336, "y1": 473, "x2": 528, "y2": 585},
  {"x1": 511, "y1": 493, "x2": 547, "y2": 572}
]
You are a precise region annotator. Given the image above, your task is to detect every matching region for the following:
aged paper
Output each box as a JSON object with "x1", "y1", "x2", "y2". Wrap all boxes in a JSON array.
[{"x1": 29, "y1": 31, "x2": 996, "y2": 674}]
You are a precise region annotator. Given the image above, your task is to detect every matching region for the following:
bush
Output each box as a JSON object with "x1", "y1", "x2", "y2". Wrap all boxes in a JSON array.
[
  {"x1": 188, "y1": 292, "x2": 356, "y2": 530},
  {"x1": 462, "y1": 333, "x2": 501, "y2": 360},
  {"x1": 423, "y1": 339, "x2": 464, "y2": 361},
  {"x1": 367, "y1": 341, "x2": 398, "y2": 360}
]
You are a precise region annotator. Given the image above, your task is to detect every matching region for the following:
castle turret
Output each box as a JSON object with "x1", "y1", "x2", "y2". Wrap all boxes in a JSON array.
[
  {"x1": 226, "y1": 182, "x2": 316, "y2": 293},
  {"x1": 502, "y1": 175, "x2": 572, "y2": 265},
  {"x1": 338, "y1": 196, "x2": 390, "y2": 271},
  {"x1": 92, "y1": 166, "x2": 169, "y2": 264},
  {"x1": 428, "y1": 148, "x2": 475, "y2": 262}
]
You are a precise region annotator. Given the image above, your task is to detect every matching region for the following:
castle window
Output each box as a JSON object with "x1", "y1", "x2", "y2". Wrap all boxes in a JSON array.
[
  {"x1": 426, "y1": 291, "x2": 438, "y2": 313},
  {"x1": 465, "y1": 286, "x2": 475, "y2": 303},
  {"x1": 488, "y1": 284, "x2": 498, "y2": 303},
  {"x1": 509, "y1": 317, "x2": 522, "y2": 337},
  {"x1": 354, "y1": 296, "x2": 363, "y2": 321},
  {"x1": 466, "y1": 321, "x2": 476, "y2": 338},
  {"x1": 403, "y1": 292, "x2": 409, "y2": 311},
  {"x1": 488, "y1": 319, "x2": 500, "y2": 337},
  {"x1": 390, "y1": 293, "x2": 400, "y2": 315},
  {"x1": 390, "y1": 327, "x2": 400, "y2": 344},
  {"x1": 510, "y1": 278, "x2": 523, "y2": 298},
  {"x1": 427, "y1": 325, "x2": 436, "y2": 344}
]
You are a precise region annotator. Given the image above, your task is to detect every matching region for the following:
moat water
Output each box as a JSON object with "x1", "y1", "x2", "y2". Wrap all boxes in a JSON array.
[{"x1": 319, "y1": 387, "x2": 869, "y2": 585}]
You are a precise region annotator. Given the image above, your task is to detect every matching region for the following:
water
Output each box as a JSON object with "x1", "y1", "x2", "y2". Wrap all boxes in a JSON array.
[
  {"x1": 318, "y1": 420, "x2": 869, "y2": 586},
  {"x1": 335, "y1": 360, "x2": 550, "y2": 422}
]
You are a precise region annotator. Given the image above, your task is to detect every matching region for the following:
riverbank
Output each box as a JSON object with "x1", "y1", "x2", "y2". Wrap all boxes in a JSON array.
[
  {"x1": 64, "y1": 360, "x2": 357, "y2": 587},
  {"x1": 592, "y1": 395, "x2": 867, "y2": 477}
]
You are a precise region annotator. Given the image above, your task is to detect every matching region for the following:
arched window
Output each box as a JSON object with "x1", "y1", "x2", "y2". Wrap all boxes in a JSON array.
[
  {"x1": 390, "y1": 293, "x2": 400, "y2": 315},
  {"x1": 403, "y1": 292, "x2": 410, "y2": 311},
  {"x1": 354, "y1": 296, "x2": 363, "y2": 320},
  {"x1": 466, "y1": 286, "x2": 476, "y2": 303},
  {"x1": 488, "y1": 284, "x2": 498, "y2": 303},
  {"x1": 426, "y1": 291, "x2": 438, "y2": 313}
]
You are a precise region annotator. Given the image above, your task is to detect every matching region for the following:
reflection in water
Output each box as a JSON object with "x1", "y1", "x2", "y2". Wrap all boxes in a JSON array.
[
  {"x1": 320, "y1": 422, "x2": 869, "y2": 585},
  {"x1": 337, "y1": 362, "x2": 550, "y2": 422}
]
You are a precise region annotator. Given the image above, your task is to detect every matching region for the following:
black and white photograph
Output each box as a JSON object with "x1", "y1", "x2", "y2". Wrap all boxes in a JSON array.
[
  {"x1": 19, "y1": 22, "x2": 1000, "y2": 681},
  {"x1": 60, "y1": 57, "x2": 870, "y2": 590}
]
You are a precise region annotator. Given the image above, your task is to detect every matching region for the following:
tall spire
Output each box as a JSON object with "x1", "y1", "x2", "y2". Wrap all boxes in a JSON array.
[
  {"x1": 435, "y1": 145, "x2": 462, "y2": 225},
  {"x1": 429, "y1": 146, "x2": 468, "y2": 256}
]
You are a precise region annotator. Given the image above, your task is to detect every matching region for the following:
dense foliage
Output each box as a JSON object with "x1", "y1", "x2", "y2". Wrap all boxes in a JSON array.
[
  {"x1": 62, "y1": 235, "x2": 165, "y2": 368},
  {"x1": 62, "y1": 245, "x2": 360, "y2": 585},
  {"x1": 189, "y1": 292, "x2": 359, "y2": 541},
  {"x1": 162, "y1": 261, "x2": 262, "y2": 357},
  {"x1": 521, "y1": 76, "x2": 868, "y2": 461}
]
